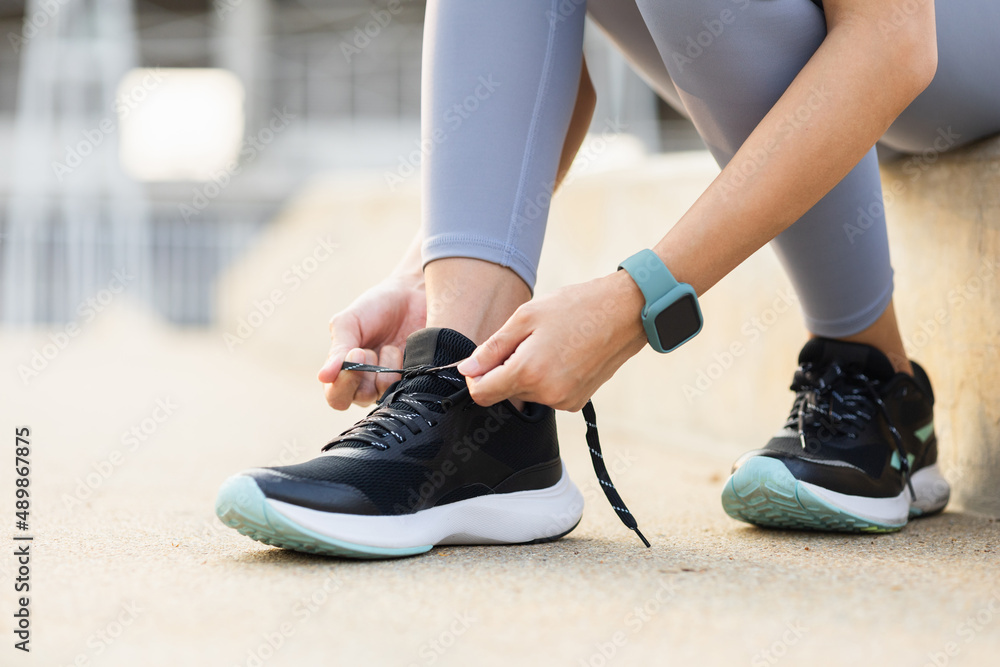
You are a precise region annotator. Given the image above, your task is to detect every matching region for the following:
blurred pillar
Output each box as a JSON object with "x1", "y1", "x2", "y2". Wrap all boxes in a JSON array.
[
  {"x1": 213, "y1": 0, "x2": 272, "y2": 133},
  {"x1": 2, "y1": 0, "x2": 149, "y2": 325}
]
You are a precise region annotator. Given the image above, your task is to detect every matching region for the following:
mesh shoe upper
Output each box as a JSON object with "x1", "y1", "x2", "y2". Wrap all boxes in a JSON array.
[
  {"x1": 732, "y1": 338, "x2": 938, "y2": 499},
  {"x1": 246, "y1": 328, "x2": 563, "y2": 516}
]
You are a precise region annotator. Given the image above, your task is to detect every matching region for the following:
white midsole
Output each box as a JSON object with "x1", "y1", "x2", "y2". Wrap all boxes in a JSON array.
[
  {"x1": 908, "y1": 463, "x2": 951, "y2": 514},
  {"x1": 801, "y1": 463, "x2": 950, "y2": 525},
  {"x1": 267, "y1": 462, "x2": 585, "y2": 549}
]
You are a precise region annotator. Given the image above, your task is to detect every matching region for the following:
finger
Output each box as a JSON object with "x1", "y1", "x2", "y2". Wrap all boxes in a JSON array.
[
  {"x1": 352, "y1": 348, "x2": 381, "y2": 406},
  {"x1": 318, "y1": 312, "x2": 362, "y2": 382},
  {"x1": 465, "y1": 359, "x2": 525, "y2": 407},
  {"x1": 374, "y1": 345, "x2": 403, "y2": 396},
  {"x1": 317, "y1": 344, "x2": 350, "y2": 384},
  {"x1": 324, "y1": 348, "x2": 367, "y2": 410},
  {"x1": 457, "y1": 311, "x2": 532, "y2": 378}
]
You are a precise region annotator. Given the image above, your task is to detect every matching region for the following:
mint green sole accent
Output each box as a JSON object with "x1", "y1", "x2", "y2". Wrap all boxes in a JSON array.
[
  {"x1": 915, "y1": 421, "x2": 934, "y2": 444},
  {"x1": 721, "y1": 457, "x2": 904, "y2": 533},
  {"x1": 215, "y1": 476, "x2": 433, "y2": 559}
]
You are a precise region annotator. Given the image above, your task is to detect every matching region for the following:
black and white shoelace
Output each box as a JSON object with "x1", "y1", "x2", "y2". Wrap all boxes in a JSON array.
[
  {"x1": 324, "y1": 361, "x2": 465, "y2": 450},
  {"x1": 788, "y1": 361, "x2": 916, "y2": 501},
  {"x1": 339, "y1": 360, "x2": 650, "y2": 548}
]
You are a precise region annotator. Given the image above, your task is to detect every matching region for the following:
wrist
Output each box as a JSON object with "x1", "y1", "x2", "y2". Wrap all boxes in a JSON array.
[{"x1": 604, "y1": 270, "x2": 648, "y2": 350}]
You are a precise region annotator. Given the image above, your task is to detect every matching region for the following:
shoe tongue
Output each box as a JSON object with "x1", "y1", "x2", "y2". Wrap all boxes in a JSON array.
[
  {"x1": 331, "y1": 329, "x2": 477, "y2": 450},
  {"x1": 391, "y1": 327, "x2": 476, "y2": 400},
  {"x1": 799, "y1": 337, "x2": 895, "y2": 382},
  {"x1": 401, "y1": 327, "x2": 476, "y2": 368}
]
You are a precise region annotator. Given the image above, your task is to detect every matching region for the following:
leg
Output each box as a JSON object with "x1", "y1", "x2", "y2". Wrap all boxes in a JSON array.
[
  {"x1": 837, "y1": 0, "x2": 1000, "y2": 370},
  {"x1": 420, "y1": 0, "x2": 687, "y2": 351},
  {"x1": 421, "y1": 0, "x2": 587, "y2": 343},
  {"x1": 625, "y1": 0, "x2": 907, "y2": 366},
  {"x1": 881, "y1": 0, "x2": 1000, "y2": 153},
  {"x1": 424, "y1": 259, "x2": 530, "y2": 345}
]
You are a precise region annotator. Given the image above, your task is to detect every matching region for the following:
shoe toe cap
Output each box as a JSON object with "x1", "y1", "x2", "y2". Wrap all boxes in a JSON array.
[
  {"x1": 241, "y1": 468, "x2": 381, "y2": 515},
  {"x1": 729, "y1": 448, "x2": 777, "y2": 474}
]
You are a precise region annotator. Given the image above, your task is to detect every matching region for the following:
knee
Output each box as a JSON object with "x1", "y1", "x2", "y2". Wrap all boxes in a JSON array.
[
  {"x1": 634, "y1": 0, "x2": 764, "y2": 80},
  {"x1": 635, "y1": 0, "x2": 750, "y2": 42},
  {"x1": 635, "y1": 0, "x2": 823, "y2": 68}
]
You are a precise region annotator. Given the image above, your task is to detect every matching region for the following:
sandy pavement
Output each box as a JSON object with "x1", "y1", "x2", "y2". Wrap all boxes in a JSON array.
[{"x1": 1, "y1": 305, "x2": 998, "y2": 667}]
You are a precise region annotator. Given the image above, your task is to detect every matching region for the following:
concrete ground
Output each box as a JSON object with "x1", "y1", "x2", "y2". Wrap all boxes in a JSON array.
[{"x1": 2, "y1": 303, "x2": 998, "y2": 667}]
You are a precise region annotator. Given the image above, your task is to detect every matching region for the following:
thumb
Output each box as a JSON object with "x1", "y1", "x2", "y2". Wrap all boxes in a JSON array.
[
  {"x1": 457, "y1": 314, "x2": 530, "y2": 378},
  {"x1": 317, "y1": 346, "x2": 351, "y2": 383},
  {"x1": 318, "y1": 314, "x2": 363, "y2": 382}
]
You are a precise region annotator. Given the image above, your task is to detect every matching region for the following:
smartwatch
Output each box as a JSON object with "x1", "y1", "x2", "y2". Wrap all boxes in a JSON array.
[{"x1": 618, "y1": 249, "x2": 703, "y2": 353}]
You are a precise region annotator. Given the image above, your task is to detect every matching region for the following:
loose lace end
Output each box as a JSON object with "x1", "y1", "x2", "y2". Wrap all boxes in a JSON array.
[{"x1": 583, "y1": 400, "x2": 651, "y2": 548}]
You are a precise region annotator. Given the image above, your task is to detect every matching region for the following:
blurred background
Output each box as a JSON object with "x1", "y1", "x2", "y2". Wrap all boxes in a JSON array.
[{"x1": 0, "y1": 0, "x2": 704, "y2": 328}]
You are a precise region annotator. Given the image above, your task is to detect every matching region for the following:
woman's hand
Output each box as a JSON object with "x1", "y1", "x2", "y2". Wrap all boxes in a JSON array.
[
  {"x1": 317, "y1": 272, "x2": 427, "y2": 409},
  {"x1": 457, "y1": 270, "x2": 647, "y2": 411}
]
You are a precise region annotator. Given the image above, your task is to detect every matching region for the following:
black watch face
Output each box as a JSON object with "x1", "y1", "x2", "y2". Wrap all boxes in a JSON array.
[{"x1": 653, "y1": 295, "x2": 701, "y2": 350}]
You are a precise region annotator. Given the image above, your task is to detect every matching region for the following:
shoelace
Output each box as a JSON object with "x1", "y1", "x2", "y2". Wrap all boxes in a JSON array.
[
  {"x1": 336, "y1": 360, "x2": 650, "y2": 548},
  {"x1": 323, "y1": 361, "x2": 465, "y2": 450},
  {"x1": 787, "y1": 361, "x2": 916, "y2": 501}
]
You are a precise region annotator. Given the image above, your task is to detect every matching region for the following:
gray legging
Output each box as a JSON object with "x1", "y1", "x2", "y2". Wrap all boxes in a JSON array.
[{"x1": 420, "y1": 0, "x2": 1000, "y2": 337}]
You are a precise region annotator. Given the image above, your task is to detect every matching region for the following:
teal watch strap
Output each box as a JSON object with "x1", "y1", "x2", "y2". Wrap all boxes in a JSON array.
[
  {"x1": 618, "y1": 249, "x2": 678, "y2": 313},
  {"x1": 618, "y1": 248, "x2": 703, "y2": 353}
]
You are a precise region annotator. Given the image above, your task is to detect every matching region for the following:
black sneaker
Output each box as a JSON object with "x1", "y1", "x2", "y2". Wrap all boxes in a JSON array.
[
  {"x1": 721, "y1": 338, "x2": 950, "y2": 532},
  {"x1": 216, "y1": 327, "x2": 648, "y2": 558}
]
